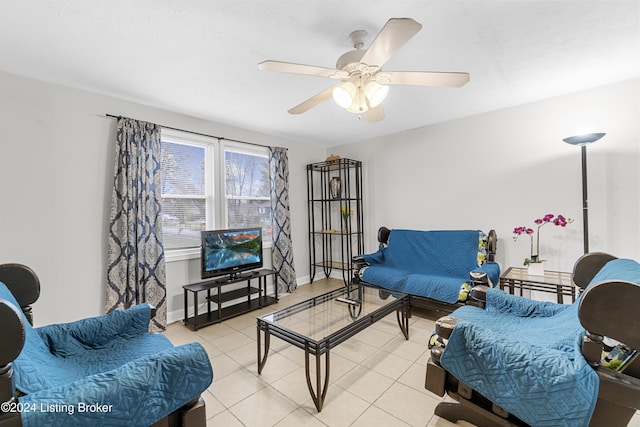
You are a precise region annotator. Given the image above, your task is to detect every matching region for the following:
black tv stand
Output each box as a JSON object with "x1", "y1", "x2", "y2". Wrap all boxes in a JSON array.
[{"x1": 182, "y1": 268, "x2": 277, "y2": 331}]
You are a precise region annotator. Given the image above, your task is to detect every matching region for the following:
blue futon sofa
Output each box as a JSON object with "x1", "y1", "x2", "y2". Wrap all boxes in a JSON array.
[{"x1": 353, "y1": 228, "x2": 499, "y2": 312}]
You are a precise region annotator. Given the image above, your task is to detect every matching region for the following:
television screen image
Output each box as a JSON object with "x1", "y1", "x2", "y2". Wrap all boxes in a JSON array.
[{"x1": 201, "y1": 228, "x2": 263, "y2": 279}]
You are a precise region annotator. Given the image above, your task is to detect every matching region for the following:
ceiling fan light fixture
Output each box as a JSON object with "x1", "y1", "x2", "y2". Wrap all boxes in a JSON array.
[
  {"x1": 364, "y1": 81, "x2": 389, "y2": 108},
  {"x1": 259, "y1": 18, "x2": 468, "y2": 120}
]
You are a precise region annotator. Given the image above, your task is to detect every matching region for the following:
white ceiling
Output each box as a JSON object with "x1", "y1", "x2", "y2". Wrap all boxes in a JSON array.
[{"x1": 1, "y1": 1, "x2": 638, "y2": 146}]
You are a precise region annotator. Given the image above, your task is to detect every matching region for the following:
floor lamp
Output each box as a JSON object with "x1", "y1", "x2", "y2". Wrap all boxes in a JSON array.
[{"x1": 562, "y1": 132, "x2": 605, "y2": 254}]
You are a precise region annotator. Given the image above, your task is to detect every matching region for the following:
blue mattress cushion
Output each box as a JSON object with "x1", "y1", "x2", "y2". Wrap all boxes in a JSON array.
[
  {"x1": 0, "y1": 282, "x2": 213, "y2": 427},
  {"x1": 361, "y1": 229, "x2": 500, "y2": 303},
  {"x1": 438, "y1": 258, "x2": 640, "y2": 427}
]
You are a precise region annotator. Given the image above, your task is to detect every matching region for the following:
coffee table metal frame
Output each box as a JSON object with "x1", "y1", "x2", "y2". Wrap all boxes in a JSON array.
[{"x1": 256, "y1": 284, "x2": 410, "y2": 412}]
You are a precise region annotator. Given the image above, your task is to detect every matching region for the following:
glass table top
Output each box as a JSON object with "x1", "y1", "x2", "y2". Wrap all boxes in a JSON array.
[
  {"x1": 258, "y1": 284, "x2": 407, "y2": 343},
  {"x1": 502, "y1": 266, "x2": 574, "y2": 286}
]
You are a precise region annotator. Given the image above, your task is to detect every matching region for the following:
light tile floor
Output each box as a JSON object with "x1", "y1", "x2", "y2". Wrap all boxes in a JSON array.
[{"x1": 163, "y1": 279, "x2": 640, "y2": 427}]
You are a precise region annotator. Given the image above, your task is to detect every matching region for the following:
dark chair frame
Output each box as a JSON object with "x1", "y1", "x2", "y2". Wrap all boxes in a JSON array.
[
  {"x1": 425, "y1": 252, "x2": 640, "y2": 427},
  {"x1": 353, "y1": 227, "x2": 498, "y2": 315},
  {"x1": 0, "y1": 263, "x2": 207, "y2": 427}
]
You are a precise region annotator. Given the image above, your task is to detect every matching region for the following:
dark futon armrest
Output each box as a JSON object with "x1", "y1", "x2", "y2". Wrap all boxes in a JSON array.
[
  {"x1": 352, "y1": 256, "x2": 368, "y2": 283},
  {"x1": 0, "y1": 263, "x2": 41, "y2": 325},
  {"x1": 572, "y1": 252, "x2": 618, "y2": 290},
  {"x1": 0, "y1": 299, "x2": 26, "y2": 426},
  {"x1": 469, "y1": 285, "x2": 489, "y2": 307},
  {"x1": 487, "y1": 229, "x2": 497, "y2": 262}
]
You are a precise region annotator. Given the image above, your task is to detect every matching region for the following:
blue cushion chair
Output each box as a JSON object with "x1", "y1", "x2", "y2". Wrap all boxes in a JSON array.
[
  {"x1": 425, "y1": 252, "x2": 640, "y2": 427},
  {"x1": 0, "y1": 263, "x2": 213, "y2": 427}
]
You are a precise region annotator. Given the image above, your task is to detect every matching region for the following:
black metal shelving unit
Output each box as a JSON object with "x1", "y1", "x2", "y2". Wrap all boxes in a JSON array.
[{"x1": 307, "y1": 158, "x2": 364, "y2": 285}]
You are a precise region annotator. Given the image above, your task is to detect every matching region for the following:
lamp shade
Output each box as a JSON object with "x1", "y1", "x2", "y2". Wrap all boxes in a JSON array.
[
  {"x1": 563, "y1": 133, "x2": 605, "y2": 146},
  {"x1": 332, "y1": 82, "x2": 356, "y2": 108},
  {"x1": 364, "y1": 81, "x2": 389, "y2": 108}
]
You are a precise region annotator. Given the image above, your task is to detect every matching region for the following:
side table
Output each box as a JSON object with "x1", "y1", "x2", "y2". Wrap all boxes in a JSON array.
[{"x1": 499, "y1": 267, "x2": 576, "y2": 304}]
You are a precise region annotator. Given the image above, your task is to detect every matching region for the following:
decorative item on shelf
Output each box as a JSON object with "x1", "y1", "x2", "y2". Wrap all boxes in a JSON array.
[
  {"x1": 341, "y1": 206, "x2": 354, "y2": 232},
  {"x1": 330, "y1": 176, "x2": 341, "y2": 199},
  {"x1": 325, "y1": 154, "x2": 341, "y2": 164},
  {"x1": 513, "y1": 213, "x2": 574, "y2": 275}
]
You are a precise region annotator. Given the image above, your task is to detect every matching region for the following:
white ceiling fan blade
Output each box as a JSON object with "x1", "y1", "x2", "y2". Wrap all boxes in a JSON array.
[
  {"x1": 364, "y1": 105, "x2": 385, "y2": 122},
  {"x1": 258, "y1": 60, "x2": 347, "y2": 79},
  {"x1": 288, "y1": 84, "x2": 340, "y2": 114},
  {"x1": 359, "y1": 18, "x2": 422, "y2": 68},
  {"x1": 377, "y1": 71, "x2": 470, "y2": 87}
]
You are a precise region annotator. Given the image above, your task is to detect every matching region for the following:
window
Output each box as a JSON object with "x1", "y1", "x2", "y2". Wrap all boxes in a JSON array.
[
  {"x1": 224, "y1": 144, "x2": 272, "y2": 239},
  {"x1": 160, "y1": 129, "x2": 271, "y2": 254},
  {"x1": 160, "y1": 130, "x2": 212, "y2": 250}
]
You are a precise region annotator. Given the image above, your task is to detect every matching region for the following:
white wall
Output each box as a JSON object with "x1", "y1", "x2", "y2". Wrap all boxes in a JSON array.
[
  {"x1": 332, "y1": 79, "x2": 640, "y2": 273},
  {"x1": 2, "y1": 71, "x2": 637, "y2": 326},
  {"x1": 0, "y1": 71, "x2": 325, "y2": 326}
]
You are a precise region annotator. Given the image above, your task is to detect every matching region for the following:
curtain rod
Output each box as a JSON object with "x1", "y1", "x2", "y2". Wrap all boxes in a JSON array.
[{"x1": 105, "y1": 114, "x2": 286, "y2": 151}]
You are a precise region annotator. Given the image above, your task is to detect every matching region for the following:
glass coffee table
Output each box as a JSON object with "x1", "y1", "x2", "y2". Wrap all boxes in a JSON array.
[{"x1": 256, "y1": 284, "x2": 410, "y2": 412}]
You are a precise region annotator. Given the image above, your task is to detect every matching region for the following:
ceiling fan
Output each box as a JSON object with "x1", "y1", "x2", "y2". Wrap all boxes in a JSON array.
[{"x1": 258, "y1": 18, "x2": 470, "y2": 122}]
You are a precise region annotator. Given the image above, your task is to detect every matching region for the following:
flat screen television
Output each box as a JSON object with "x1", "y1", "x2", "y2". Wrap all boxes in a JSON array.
[{"x1": 201, "y1": 227, "x2": 263, "y2": 280}]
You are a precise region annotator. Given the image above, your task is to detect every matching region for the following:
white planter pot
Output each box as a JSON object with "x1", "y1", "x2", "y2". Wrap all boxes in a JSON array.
[{"x1": 527, "y1": 262, "x2": 545, "y2": 276}]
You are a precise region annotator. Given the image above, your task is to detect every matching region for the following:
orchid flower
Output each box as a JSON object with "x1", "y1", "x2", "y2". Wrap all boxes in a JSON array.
[{"x1": 513, "y1": 214, "x2": 574, "y2": 265}]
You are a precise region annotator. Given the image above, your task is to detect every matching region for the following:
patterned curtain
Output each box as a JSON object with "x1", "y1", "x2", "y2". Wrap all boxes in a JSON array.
[
  {"x1": 269, "y1": 147, "x2": 297, "y2": 293},
  {"x1": 106, "y1": 117, "x2": 166, "y2": 331}
]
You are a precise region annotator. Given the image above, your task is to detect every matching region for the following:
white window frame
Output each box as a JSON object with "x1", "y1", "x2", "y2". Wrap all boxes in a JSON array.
[{"x1": 161, "y1": 129, "x2": 272, "y2": 263}]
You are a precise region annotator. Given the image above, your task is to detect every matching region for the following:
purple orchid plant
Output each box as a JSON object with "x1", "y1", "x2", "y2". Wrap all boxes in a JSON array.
[{"x1": 513, "y1": 214, "x2": 574, "y2": 266}]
